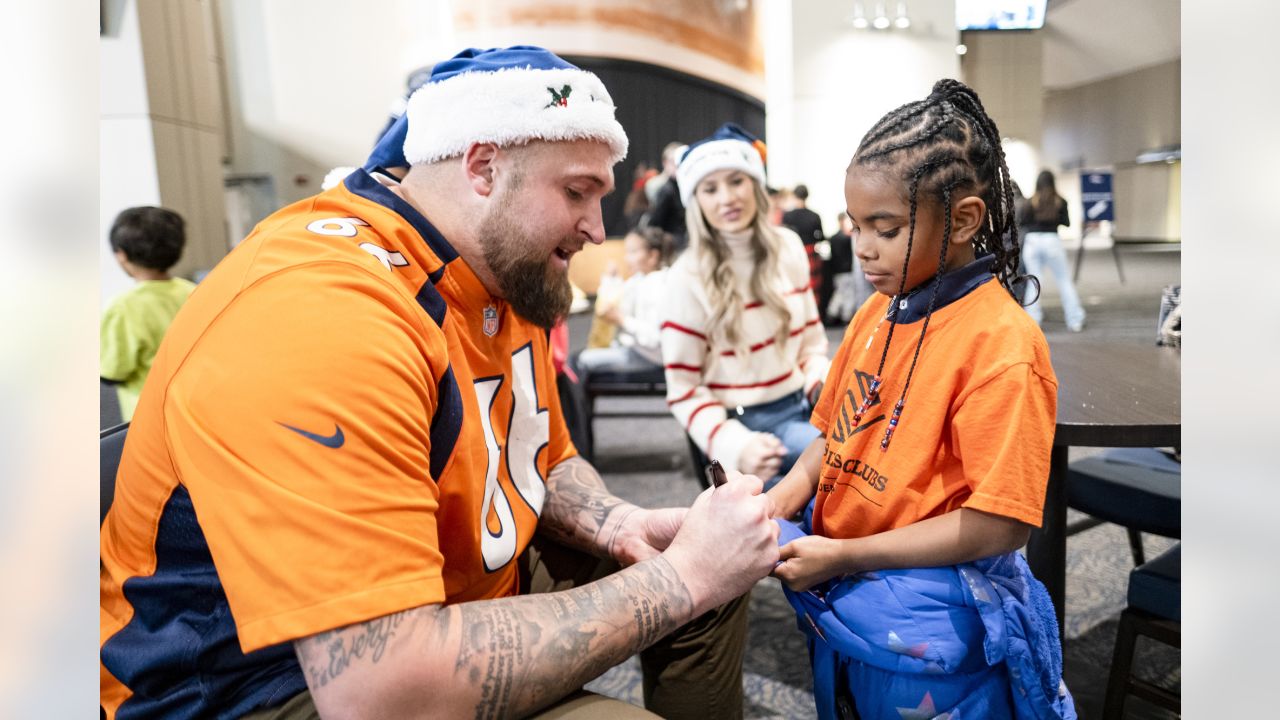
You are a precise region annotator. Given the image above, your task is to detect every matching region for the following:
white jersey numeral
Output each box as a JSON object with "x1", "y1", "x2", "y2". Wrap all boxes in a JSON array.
[
  {"x1": 474, "y1": 344, "x2": 550, "y2": 572},
  {"x1": 306, "y1": 217, "x2": 368, "y2": 237}
]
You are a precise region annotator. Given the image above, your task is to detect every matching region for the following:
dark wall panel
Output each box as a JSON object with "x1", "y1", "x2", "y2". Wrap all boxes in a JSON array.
[{"x1": 565, "y1": 56, "x2": 766, "y2": 236}]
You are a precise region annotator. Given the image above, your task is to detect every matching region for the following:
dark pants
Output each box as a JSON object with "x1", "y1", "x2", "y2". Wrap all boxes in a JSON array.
[{"x1": 244, "y1": 534, "x2": 750, "y2": 720}]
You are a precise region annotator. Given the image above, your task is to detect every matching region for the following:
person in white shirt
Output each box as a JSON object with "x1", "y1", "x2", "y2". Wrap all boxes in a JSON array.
[
  {"x1": 576, "y1": 226, "x2": 674, "y2": 376},
  {"x1": 661, "y1": 124, "x2": 830, "y2": 488}
]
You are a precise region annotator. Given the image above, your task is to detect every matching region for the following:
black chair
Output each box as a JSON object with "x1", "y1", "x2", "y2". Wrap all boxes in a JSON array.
[
  {"x1": 1066, "y1": 447, "x2": 1180, "y2": 566},
  {"x1": 101, "y1": 423, "x2": 129, "y2": 525},
  {"x1": 577, "y1": 362, "x2": 668, "y2": 459},
  {"x1": 686, "y1": 435, "x2": 713, "y2": 489},
  {"x1": 1103, "y1": 543, "x2": 1180, "y2": 718}
]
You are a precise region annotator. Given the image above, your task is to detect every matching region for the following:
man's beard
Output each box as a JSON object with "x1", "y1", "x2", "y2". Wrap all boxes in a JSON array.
[{"x1": 478, "y1": 203, "x2": 572, "y2": 330}]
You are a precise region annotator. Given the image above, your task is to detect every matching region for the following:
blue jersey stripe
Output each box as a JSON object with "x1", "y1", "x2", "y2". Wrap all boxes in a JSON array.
[
  {"x1": 344, "y1": 169, "x2": 459, "y2": 265},
  {"x1": 102, "y1": 485, "x2": 306, "y2": 719},
  {"x1": 430, "y1": 366, "x2": 464, "y2": 480}
]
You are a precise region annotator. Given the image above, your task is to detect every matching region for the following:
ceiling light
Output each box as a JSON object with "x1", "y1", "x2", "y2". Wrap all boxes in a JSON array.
[
  {"x1": 894, "y1": 2, "x2": 910, "y2": 28},
  {"x1": 872, "y1": 2, "x2": 891, "y2": 29},
  {"x1": 851, "y1": 2, "x2": 870, "y2": 28}
]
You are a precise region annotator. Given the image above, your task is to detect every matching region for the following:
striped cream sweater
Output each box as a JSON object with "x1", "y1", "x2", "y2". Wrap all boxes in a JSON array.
[{"x1": 661, "y1": 226, "x2": 830, "y2": 471}]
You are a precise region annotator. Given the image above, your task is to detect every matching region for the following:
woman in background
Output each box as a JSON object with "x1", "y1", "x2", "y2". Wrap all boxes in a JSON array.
[
  {"x1": 1020, "y1": 170, "x2": 1086, "y2": 331},
  {"x1": 661, "y1": 123, "x2": 829, "y2": 489}
]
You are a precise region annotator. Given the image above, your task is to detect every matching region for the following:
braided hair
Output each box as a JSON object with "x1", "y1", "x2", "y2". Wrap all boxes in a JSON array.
[{"x1": 847, "y1": 79, "x2": 1032, "y2": 450}]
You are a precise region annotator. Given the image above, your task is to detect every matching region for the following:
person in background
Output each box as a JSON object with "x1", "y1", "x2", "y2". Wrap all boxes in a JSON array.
[
  {"x1": 1020, "y1": 169, "x2": 1086, "y2": 332},
  {"x1": 623, "y1": 161, "x2": 657, "y2": 228},
  {"x1": 641, "y1": 141, "x2": 690, "y2": 254},
  {"x1": 101, "y1": 46, "x2": 776, "y2": 720},
  {"x1": 662, "y1": 123, "x2": 830, "y2": 490},
  {"x1": 575, "y1": 226, "x2": 674, "y2": 379},
  {"x1": 646, "y1": 141, "x2": 685, "y2": 204},
  {"x1": 767, "y1": 79, "x2": 1074, "y2": 719},
  {"x1": 100, "y1": 206, "x2": 196, "y2": 423},
  {"x1": 782, "y1": 184, "x2": 827, "y2": 313},
  {"x1": 824, "y1": 211, "x2": 868, "y2": 326},
  {"x1": 766, "y1": 185, "x2": 790, "y2": 227}
]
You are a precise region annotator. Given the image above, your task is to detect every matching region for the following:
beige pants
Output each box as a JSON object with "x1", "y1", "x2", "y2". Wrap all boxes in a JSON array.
[{"x1": 243, "y1": 534, "x2": 750, "y2": 720}]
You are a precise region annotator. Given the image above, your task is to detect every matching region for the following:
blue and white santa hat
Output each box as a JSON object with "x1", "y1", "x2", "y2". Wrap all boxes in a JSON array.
[
  {"x1": 402, "y1": 46, "x2": 629, "y2": 165},
  {"x1": 675, "y1": 123, "x2": 767, "y2": 206}
]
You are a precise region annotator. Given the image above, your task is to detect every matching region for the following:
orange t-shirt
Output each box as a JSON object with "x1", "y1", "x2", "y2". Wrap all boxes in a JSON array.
[
  {"x1": 100, "y1": 170, "x2": 575, "y2": 718},
  {"x1": 810, "y1": 267, "x2": 1057, "y2": 540}
]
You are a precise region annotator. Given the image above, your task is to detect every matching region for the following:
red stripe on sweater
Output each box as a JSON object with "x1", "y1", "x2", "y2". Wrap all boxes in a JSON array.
[
  {"x1": 707, "y1": 422, "x2": 725, "y2": 455},
  {"x1": 706, "y1": 370, "x2": 795, "y2": 390},
  {"x1": 664, "y1": 363, "x2": 702, "y2": 372},
  {"x1": 667, "y1": 388, "x2": 697, "y2": 405},
  {"x1": 686, "y1": 401, "x2": 721, "y2": 427},
  {"x1": 718, "y1": 318, "x2": 822, "y2": 356},
  {"x1": 743, "y1": 286, "x2": 812, "y2": 310},
  {"x1": 661, "y1": 321, "x2": 707, "y2": 340}
]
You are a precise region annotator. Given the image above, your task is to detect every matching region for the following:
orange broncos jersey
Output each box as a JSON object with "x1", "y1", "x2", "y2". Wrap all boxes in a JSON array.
[
  {"x1": 811, "y1": 258, "x2": 1058, "y2": 541},
  {"x1": 99, "y1": 170, "x2": 576, "y2": 718}
]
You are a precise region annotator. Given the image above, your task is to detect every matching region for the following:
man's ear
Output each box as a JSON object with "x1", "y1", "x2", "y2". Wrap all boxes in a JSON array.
[
  {"x1": 951, "y1": 195, "x2": 986, "y2": 246},
  {"x1": 463, "y1": 142, "x2": 500, "y2": 197}
]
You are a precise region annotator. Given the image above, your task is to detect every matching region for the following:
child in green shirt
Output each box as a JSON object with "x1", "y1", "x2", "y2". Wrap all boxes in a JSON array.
[{"x1": 100, "y1": 207, "x2": 196, "y2": 422}]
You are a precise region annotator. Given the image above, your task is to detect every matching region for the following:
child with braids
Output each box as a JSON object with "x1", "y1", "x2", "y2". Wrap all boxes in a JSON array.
[{"x1": 767, "y1": 80, "x2": 1076, "y2": 720}]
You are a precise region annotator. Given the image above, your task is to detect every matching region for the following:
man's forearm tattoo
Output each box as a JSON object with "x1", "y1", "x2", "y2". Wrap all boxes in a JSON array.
[
  {"x1": 454, "y1": 556, "x2": 692, "y2": 719},
  {"x1": 542, "y1": 456, "x2": 631, "y2": 554},
  {"x1": 298, "y1": 609, "x2": 413, "y2": 689}
]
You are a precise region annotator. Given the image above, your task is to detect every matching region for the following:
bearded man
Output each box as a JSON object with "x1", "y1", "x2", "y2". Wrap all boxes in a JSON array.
[{"x1": 100, "y1": 46, "x2": 779, "y2": 720}]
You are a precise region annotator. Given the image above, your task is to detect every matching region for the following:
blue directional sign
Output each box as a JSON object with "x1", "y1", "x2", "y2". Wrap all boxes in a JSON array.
[{"x1": 1080, "y1": 172, "x2": 1114, "y2": 222}]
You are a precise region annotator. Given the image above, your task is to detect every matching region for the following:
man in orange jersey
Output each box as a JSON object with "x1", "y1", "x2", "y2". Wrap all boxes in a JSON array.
[{"x1": 100, "y1": 46, "x2": 780, "y2": 720}]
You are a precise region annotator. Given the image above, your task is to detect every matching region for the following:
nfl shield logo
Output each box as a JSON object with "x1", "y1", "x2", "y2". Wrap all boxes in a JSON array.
[{"x1": 482, "y1": 305, "x2": 500, "y2": 336}]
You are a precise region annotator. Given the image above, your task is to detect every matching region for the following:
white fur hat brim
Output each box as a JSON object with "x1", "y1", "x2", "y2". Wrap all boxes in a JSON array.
[
  {"x1": 676, "y1": 139, "x2": 766, "y2": 206},
  {"x1": 403, "y1": 67, "x2": 629, "y2": 165}
]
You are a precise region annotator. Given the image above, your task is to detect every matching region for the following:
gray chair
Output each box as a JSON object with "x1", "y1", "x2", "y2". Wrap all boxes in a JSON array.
[
  {"x1": 1103, "y1": 543, "x2": 1180, "y2": 718},
  {"x1": 101, "y1": 423, "x2": 128, "y2": 525},
  {"x1": 1066, "y1": 447, "x2": 1180, "y2": 566}
]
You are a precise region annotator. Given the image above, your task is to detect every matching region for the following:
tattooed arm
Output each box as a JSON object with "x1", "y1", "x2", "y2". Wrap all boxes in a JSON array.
[
  {"x1": 539, "y1": 455, "x2": 685, "y2": 566},
  {"x1": 295, "y1": 472, "x2": 780, "y2": 720}
]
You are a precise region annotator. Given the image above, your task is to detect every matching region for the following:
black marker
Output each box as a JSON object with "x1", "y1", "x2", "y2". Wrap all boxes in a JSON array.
[{"x1": 706, "y1": 459, "x2": 728, "y2": 488}]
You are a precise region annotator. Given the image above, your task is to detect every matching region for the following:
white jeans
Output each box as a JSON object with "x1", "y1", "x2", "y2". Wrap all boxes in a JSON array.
[{"x1": 1021, "y1": 231, "x2": 1086, "y2": 329}]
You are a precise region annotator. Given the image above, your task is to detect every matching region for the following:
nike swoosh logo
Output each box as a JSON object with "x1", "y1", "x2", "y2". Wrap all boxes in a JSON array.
[{"x1": 278, "y1": 422, "x2": 345, "y2": 448}]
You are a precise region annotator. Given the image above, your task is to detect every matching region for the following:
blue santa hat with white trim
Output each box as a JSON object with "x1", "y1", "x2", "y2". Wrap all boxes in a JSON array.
[
  {"x1": 675, "y1": 122, "x2": 767, "y2": 207},
  {"x1": 401, "y1": 46, "x2": 629, "y2": 165}
]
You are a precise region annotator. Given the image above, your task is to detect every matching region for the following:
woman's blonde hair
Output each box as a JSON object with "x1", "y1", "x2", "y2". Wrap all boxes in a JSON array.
[{"x1": 684, "y1": 177, "x2": 793, "y2": 358}]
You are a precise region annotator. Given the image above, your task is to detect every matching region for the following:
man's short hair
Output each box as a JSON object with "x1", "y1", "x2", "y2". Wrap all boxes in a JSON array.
[
  {"x1": 110, "y1": 206, "x2": 186, "y2": 271},
  {"x1": 793, "y1": 184, "x2": 809, "y2": 201}
]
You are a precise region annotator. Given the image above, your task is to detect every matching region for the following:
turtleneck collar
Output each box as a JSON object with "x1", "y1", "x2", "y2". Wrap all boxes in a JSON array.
[{"x1": 718, "y1": 227, "x2": 755, "y2": 257}]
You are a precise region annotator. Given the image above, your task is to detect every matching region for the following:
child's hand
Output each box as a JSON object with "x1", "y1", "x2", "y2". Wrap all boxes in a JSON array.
[{"x1": 773, "y1": 535, "x2": 847, "y2": 592}]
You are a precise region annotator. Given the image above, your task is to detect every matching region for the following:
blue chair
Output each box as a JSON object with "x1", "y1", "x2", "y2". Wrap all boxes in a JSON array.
[
  {"x1": 1066, "y1": 447, "x2": 1180, "y2": 566},
  {"x1": 1103, "y1": 543, "x2": 1180, "y2": 718},
  {"x1": 101, "y1": 423, "x2": 129, "y2": 525}
]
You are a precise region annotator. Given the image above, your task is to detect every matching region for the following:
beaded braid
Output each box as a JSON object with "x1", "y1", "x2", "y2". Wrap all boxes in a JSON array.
[
  {"x1": 849, "y1": 153, "x2": 961, "y2": 428},
  {"x1": 881, "y1": 181, "x2": 960, "y2": 449},
  {"x1": 847, "y1": 78, "x2": 1028, "y2": 450}
]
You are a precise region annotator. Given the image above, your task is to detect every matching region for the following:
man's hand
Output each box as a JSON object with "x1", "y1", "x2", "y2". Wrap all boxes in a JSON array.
[
  {"x1": 738, "y1": 432, "x2": 785, "y2": 479},
  {"x1": 603, "y1": 506, "x2": 686, "y2": 566},
  {"x1": 773, "y1": 535, "x2": 849, "y2": 592},
  {"x1": 663, "y1": 470, "x2": 780, "y2": 614}
]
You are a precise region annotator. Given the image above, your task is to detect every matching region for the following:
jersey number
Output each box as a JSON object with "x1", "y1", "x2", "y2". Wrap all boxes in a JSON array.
[{"x1": 474, "y1": 344, "x2": 549, "y2": 572}]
